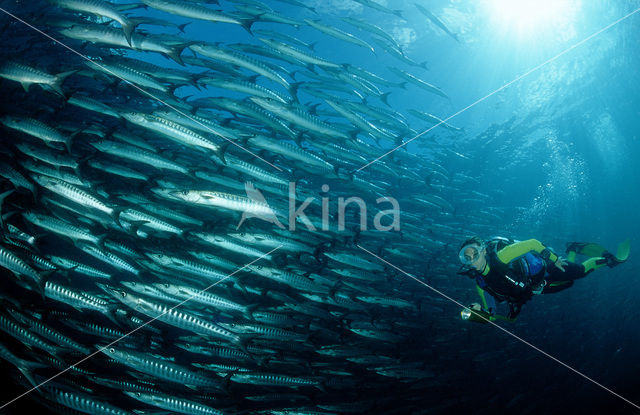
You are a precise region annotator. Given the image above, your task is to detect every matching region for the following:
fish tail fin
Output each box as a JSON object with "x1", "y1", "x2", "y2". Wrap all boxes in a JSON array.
[
  {"x1": 17, "y1": 360, "x2": 47, "y2": 389},
  {"x1": 215, "y1": 141, "x2": 230, "y2": 165},
  {"x1": 394, "y1": 9, "x2": 405, "y2": 20},
  {"x1": 121, "y1": 20, "x2": 137, "y2": 47},
  {"x1": 51, "y1": 70, "x2": 77, "y2": 97},
  {"x1": 178, "y1": 22, "x2": 191, "y2": 33},
  {"x1": 239, "y1": 18, "x2": 257, "y2": 35},
  {"x1": 111, "y1": 208, "x2": 123, "y2": 228},
  {"x1": 380, "y1": 91, "x2": 392, "y2": 107},
  {"x1": 0, "y1": 189, "x2": 15, "y2": 225},
  {"x1": 165, "y1": 43, "x2": 192, "y2": 66}
]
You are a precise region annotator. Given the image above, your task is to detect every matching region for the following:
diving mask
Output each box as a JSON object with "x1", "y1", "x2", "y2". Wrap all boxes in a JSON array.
[{"x1": 458, "y1": 244, "x2": 484, "y2": 265}]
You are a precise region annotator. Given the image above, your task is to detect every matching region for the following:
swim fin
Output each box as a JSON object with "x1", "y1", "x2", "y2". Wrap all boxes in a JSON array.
[
  {"x1": 566, "y1": 242, "x2": 608, "y2": 258},
  {"x1": 605, "y1": 238, "x2": 630, "y2": 267}
]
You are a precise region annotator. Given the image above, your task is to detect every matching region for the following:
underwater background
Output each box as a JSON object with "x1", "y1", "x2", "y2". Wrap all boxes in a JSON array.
[{"x1": 0, "y1": 0, "x2": 639, "y2": 413}]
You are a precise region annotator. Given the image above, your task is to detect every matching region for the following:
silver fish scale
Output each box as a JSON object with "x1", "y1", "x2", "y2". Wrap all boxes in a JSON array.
[
  {"x1": 0, "y1": 314, "x2": 61, "y2": 355},
  {"x1": 106, "y1": 347, "x2": 219, "y2": 388},
  {"x1": 0, "y1": 61, "x2": 56, "y2": 84},
  {"x1": 45, "y1": 281, "x2": 112, "y2": 313},
  {"x1": 128, "y1": 392, "x2": 223, "y2": 415},
  {"x1": 33, "y1": 175, "x2": 114, "y2": 215},
  {"x1": 144, "y1": 300, "x2": 240, "y2": 343},
  {"x1": 48, "y1": 387, "x2": 133, "y2": 415},
  {"x1": 0, "y1": 245, "x2": 41, "y2": 282}
]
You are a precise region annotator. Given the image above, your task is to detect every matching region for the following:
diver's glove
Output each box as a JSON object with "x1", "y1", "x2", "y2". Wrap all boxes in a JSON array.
[
  {"x1": 507, "y1": 302, "x2": 522, "y2": 320},
  {"x1": 461, "y1": 303, "x2": 492, "y2": 323}
]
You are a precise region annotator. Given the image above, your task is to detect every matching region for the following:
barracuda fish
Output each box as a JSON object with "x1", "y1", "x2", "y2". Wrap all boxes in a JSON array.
[
  {"x1": 356, "y1": 296, "x2": 417, "y2": 310},
  {"x1": 43, "y1": 386, "x2": 134, "y2": 415},
  {"x1": 98, "y1": 346, "x2": 221, "y2": 389},
  {"x1": 87, "y1": 159, "x2": 149, "y2": 181},
  {"x1": 200, "y1": 76, "x2": 290, "y2": 103},
  {"x1": 253, "y1": 29, "x2": 316, "y2": 50},
  {"x1": 324, "y1": 99, "x2": 397, "y2": 143},
  {"x1": 191, "y1": 232, "x2": 273, "y2": 260},
  {"x1": 250, "y1": 97, "x2": 349, "y2": 140},
  {"x1": 22, "y1": 211, "x2": 102, "y2": 245},
  {"x1": 121, "y1": 112, "x2": 227, "y2": 162},
  {"x1": 221, "y1": 154, "x2": 289, "y2": 185},
  {"x1": 230, "y1": 372, "x2": 321, "y2": 388},
  {"x1": 123, "y1": 391, "x2": 223, "y2": 415},
  {"x1": 99, "y1": 285, "x2": 247, "y2": 347},
  {"x1": 153, "y1": 283, "x2": 249, "y2": 314},
  {"x1": 48, "y1": 255, "x2": 112, "y2": 279},
  {"x1": 1, "y1": 116, "x2": 73, "y2": 151},
  {"x1": 190, "y1": 44, "x2": 291, "y2": 91},
  {"x1": 45, "y1": 280, "x2": 114, "y2": 314},
  {"x1": 67, "y1": 94, "x2": 121, "y2": 118},
  {"x1": 119, "y1": 208, "x2": 182, "y2": 236},
  {"x1": 340, "y1": 17, "x2": 399, "y2": 47},
  {"x1": 0, "y1": 61, "x2": 75, "y2": 96},
  {"x1": 0, "y1": 245, "x2": 46, "y2": 289},
  {"x1": 0, "y1": 313, "x2": 63, "y2": 356},
  {"x1": 113, "y1": 56, "x2": 195, "y2": 83},
  {"x1": 247, "y1": 135, "x2": 333, "y2": 171},
  {"x1": 247, "y1": 265, "x2": 329, "y2": 294},
  {"x1": 7, "y1": 309, "x2": 91, "y2": 354},
  {"x1": 0, "y1": 163, "x2": 35, "y2": 192},
  {"x1": 408, "y1": 109, "x2": 463, "y2": 132},
  {"x1": 30, "y1": 174, "x2": 120, "y2": 222},
  {"x1": 89, "y1": 139, "x2": 190, "y2": 175},
  {"x1": 115, "y1": 194, "x2": 204, "y2": 226},
  {"x1": 258, "y1": 38, "x2": 340, "y2": 68},
  {"x1": 371, "y1": 37, "x2": 428, "y2": 69},
  {"x1": 86, "y1": 61, "x2": 169, "y2": 92},
  {"x1": 227, "y1": 232, "x2": 314, "y2": 253},
  {"x1": 145, "y1": 252, "x2": 228, "y2": 282},
  {"x1": 60, "y1": 24, "x2": 189, "y2": 64},
  {"x1": 141, "y1": 0, "x2": 254, "y2": 32},
  {"x1": 152, "y1": 110, "x2": 243, "y2": 144},
  {"x1": 350, "y1": 0, "x2": 404, "y2": 19},
  {"x1": 233, "y1": 4, "x2": 304, "y2": 27},
  {"x1": 198, "y1": 98, "x2": 298, "y2": 139},
  {"x1": 0, "y1": 343, "x2": 46, "y2": 388},
  {"x1": 270, "y1": 0, "x2": 316, "y2": 13},
  {"x1": 78, "y1": 243, "x2": 140, "y2": 275},
  {"x1": 21, "y1": 159, "x2": 87, "y2": 187},
  {"x1": 226, "y1": 323, "x2": 307, "y2": 342},
  {"x1": 49, "y1": 0, "x2": 137, "y2": 46},
  {"x1": 169, "y1": 189, "x2": 277, "y2": 217},
  {"x1": 304, "y1": 19, "x2": 375, "y2": 53},
  {"x1": 388, "y1": 66, "x2": 448, "y2": 99},
  {"x1": 414, "y1": 3, "x2": 459, "y2": 42},
  {"x1": 16, "y1": 143, "x2": 79, "y2": 170}
]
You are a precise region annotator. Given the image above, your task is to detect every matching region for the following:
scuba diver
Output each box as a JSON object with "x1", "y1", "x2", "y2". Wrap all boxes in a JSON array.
[{"x1": 457, "y1": 236, "x2": 630, "y2": 322}]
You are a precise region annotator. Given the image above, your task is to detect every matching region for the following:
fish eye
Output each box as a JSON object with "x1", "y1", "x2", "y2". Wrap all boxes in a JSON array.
[
  {"x1": 120, "y1": 291, "x2": 127, "y2": 298},
  {"x1": 164, "y1": 283, "x2": 169, "y2": 288},
  {"x1": 109, "y1": 348, "x2": 115, "y2": 353}
]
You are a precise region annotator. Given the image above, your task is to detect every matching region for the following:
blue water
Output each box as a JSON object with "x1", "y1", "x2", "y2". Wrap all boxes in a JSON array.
[{"x1": 1, "y1": 0, "x2": 640, "y2": 413}]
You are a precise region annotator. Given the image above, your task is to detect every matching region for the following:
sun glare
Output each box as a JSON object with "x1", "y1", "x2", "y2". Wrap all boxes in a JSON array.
[{"x1": 485, "y1": 0, "x2": 579, "y2": 41}]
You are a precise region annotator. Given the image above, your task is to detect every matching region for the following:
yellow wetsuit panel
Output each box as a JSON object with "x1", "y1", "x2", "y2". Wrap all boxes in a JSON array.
[
  {"x1": 476, "y1": 284, "x2": 488, "y2": 310},
  {"x1": 496, "y1": 239, "x2": 558, "y2": 264}
]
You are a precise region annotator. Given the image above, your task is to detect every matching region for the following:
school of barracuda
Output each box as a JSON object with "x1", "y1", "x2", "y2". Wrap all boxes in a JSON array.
[{"x1": 0, "y1": 0, "x2": 502, "y2": 413}]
